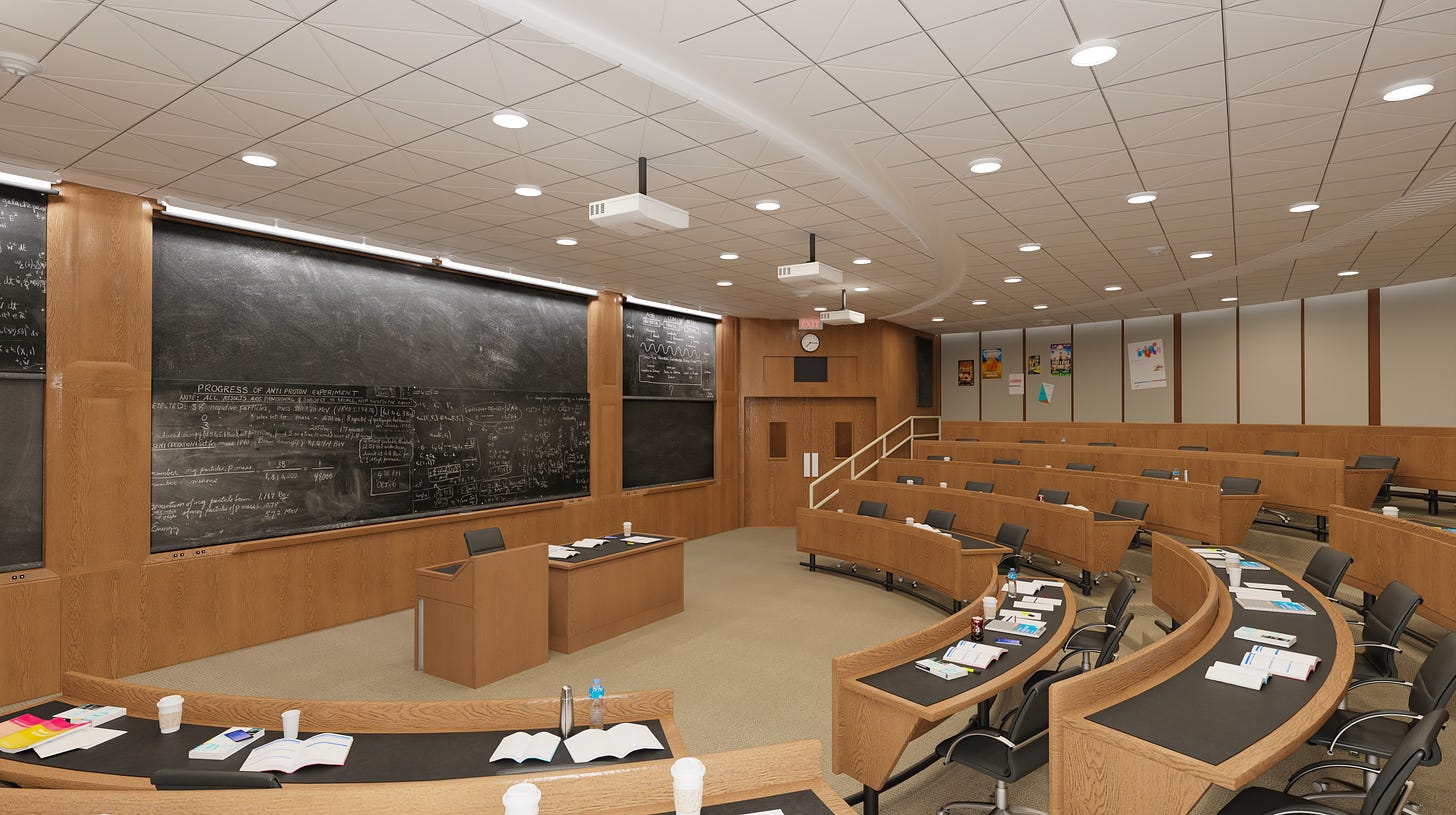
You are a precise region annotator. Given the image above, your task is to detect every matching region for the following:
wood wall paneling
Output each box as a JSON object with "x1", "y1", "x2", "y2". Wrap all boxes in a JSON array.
[{"x1": 0, "y1": 571, "x2": 61, "y2": 704}]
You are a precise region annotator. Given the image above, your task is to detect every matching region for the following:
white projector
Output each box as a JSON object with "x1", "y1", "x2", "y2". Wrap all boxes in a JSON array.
[
  {"x1": 588, "y1": 193, "x2": 689, "y2": 236},
  {"x1": 776, "y1": 261, "x2": 844, "y2": 286},
  {"x1": 821, "y1": 308, "x2": 865, "y2": 326}
]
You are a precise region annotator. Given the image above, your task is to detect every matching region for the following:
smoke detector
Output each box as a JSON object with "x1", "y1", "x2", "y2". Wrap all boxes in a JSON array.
[
  {"x1": 0, "y1": 53, "x2": 42, "y2": 78},
  {"x1": 1146, "y1": 245, "x2": 1167, "y2": 256}
]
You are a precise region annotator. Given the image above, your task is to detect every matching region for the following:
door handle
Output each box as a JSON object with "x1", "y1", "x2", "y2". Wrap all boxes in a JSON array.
[
  {"x1": 803, "y1": 452, "x2": 811, "y2": 478},
  {"x1": 811, "y1": 452, "x2": 820, "y2": 477}
]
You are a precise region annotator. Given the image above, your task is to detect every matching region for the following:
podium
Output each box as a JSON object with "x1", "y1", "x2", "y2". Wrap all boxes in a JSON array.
[{"x1": 414, "y1": 543, "x2": 548, "y2": 688}]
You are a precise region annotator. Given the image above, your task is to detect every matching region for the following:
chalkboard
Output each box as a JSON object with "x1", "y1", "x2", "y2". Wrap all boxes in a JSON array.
[
  {"x1": 0, "y1": 377, "x2": 44, "y2": 572},
  {"x1": 0, "y1": 186, "x2": 47, "y2": 373},
  {"x1": 622, "y1": 305, "x2": 716, "y2": 399},
  {"x1": 151, "y1": 221, "x2": 591, "y2": 550},
  {"x1": 622, "y1": 399, "x2": 714, "y2": 489}
]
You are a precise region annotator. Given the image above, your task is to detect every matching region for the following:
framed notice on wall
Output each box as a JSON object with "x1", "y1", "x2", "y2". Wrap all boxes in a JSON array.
[
  {"x1": 1127, "y1": 338, "x2": 1167, "y2": 390},
  {"x1": 1008, "y1": 373, "x2": 1024, "y2": 395}
]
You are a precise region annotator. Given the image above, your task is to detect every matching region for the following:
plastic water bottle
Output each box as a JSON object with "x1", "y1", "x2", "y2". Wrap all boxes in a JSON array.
[
  {"x1": 588, "y1": 678, "x2": 605, "y2": 729},
  {"x1": 1006, "y1": 567, "x2": 1019, "y2": 600},
  {"x1": 1172, "y1": 468, "x2": 1181, "y2": 481}
]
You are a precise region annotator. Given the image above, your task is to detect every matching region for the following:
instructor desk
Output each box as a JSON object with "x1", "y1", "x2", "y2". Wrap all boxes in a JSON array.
[{"x1": 549, "y1": 532, "x2": 685, "y2": 653}]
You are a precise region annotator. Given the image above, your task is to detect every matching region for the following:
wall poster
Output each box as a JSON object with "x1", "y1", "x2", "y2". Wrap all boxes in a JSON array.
[
  {"x1": 1049, "y1": 343, "x2": 1072, "y2": 375},
  {"x1": 1127, "y1": 338, "x2": 1167, "y2": 390},
  {"x1": 981, "y1": 347, "x2": 1003, "y2": 379},
  {"x1": 957, "y1": 359, "x2": 976, "y2": 386},
  {"x1": 1026, "y1": 354, "x2": 1041, "y2": 375}
]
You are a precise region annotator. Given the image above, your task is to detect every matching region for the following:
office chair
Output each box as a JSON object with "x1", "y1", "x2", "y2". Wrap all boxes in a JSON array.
[
  {"x1": 1350, "y1": 581, "x2": 1423, "y2": 682},
  {"x1": 897, "y1": 475, "x2": 926, "y2": 485},
  {"x1": 957, "y1": 437, "x2": 980, "y2": 442},
  {"x1": 1213, "y1": 709, "x2": 1447, "y2": 815},
  {"x1": 1020, "y1": 439, "x2": 1046, "y2": 444},
  {"x1": 1302, "y1": 547, "x2": 1353, "y2": 601},
  {"x1": 856, "y1": 500, "x2": 888, "y2": 519},
  {"x1": 991, "y1": 523, "x2": 1030, "y2": 573},
  {"x1": 464, "y1": 527, "x2": 506, "y2": 556},
  {"x1": 1035, "y1": 488, "x2": 1069, "y2": 505},
  {"x1": 1141, "y1": 468, "x2": 1174, "y2": 479},
  {"x1": 151, "y1": 769, "x2": 282, "y2": 790},
  {"x1": 929, "y1": 455, "x2": 953, "y2": 461},
  {"x1": 1351, "y1": 455, "x2": 1400, "y2": 504},
  {"x1": 1026, "y1": 613, "x2": 1132, "y2": 686},
  {"x1": 1178, "y1": 445, "x2": 1208, "y2": 451},
  {"x1": 992, "y1": 458, "x2": 1020, "y2": 466},
  {"x1": 1063, "y1": 573, "x2": 1135, "y2": 658},
  {"x1": 1303, "y1": 632, "x2": 1456, "y2": 811},
  {"x1": 1265, "y1": 449, "x2": 1300, "y2": 456},
  {"x1": 1065, "y1": 462, "x2": 1095, "y2": 471},
  {"x1": 934, "y1": 667, "x2": 1083, "y2": 815},
  {"x1": 1220, "y1": 476, "x2": 1262, "y2": 495},
  {"x1": 964, "y1": 481, "x2": 995, "y2": 494},
  {"x1": 925, "y1": 509, "x2": 956, "y2": 531}
]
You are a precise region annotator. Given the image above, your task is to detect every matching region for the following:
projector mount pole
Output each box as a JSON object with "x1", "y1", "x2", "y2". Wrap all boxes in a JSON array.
[
  {"x1": 840, "y1": 288, "x2": 847, "y2": 310},
  {"x1": 638, "y1": 156, "x2": 648, "y2": 195},
  {"x1": 808, "y1": 232, "x2": 816, "y2": 262}
]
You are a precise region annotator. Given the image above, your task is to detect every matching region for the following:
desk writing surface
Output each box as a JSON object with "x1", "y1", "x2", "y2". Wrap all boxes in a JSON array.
[
  {"x1": 857, "y1": 585, "x2": 1071, "y2": 707},
  {"x1": 552, "y1": 533, "x2": 677, "y2": 566},
  {"x1": 1, "y1": 703, "x2": 672, "y2": 783},
  {"x1": 655, "y1": 790, "x2": 835, "y2": 815},
  {"x1": 1087, "y1": 554, "x2": 1338, "y2": 765}
]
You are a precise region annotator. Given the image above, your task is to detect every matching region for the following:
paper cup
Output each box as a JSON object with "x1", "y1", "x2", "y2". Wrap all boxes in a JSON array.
[
  {"x1": 157, "y1": 694, "x2": 184, "y2": 734},
  {"x1": 982, "y1": 596, "x2": 997, "y2": 619},
  {"x1": 1382, "y1": 506, "x2": 1399, "y2": 518},
  {"x1": 281, "y1": 709, "x2": 300, "y2": 740},
  {"x1": 623, "y1": 521, "x2": 632, "y2": 536},
  {"x1": 905, "y1": 516, "x2": 914, "y2": 524},
  {"x1": 502, "y1": 781, "x2": 542, "y2": 815},
  {"x1": 836, "y1": 508, "x2": 843, "y2": 513},
  {"x1": 671, "y1": 757, "x2": 706, "y2": 815},
  {"x1": 939, "y1": 482, "x2": 948, "y2": 489},
  {"x1": 1225, "y1": 552, "x2": 1242, "y2": 588}
]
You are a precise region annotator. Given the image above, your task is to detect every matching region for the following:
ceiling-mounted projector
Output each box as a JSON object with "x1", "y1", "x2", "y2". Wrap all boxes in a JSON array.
[
  {"x1": 821, "y1": 308, "x2": 864, "y2": 326},
  {"x1": 777, "y1": 232, "x2": 844, "y2": 287},
  {"x1": 588, "y1": 157, "x2": 688, "y2": 236}
]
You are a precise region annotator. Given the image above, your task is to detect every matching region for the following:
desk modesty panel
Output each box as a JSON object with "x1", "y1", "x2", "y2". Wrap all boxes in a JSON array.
[
  {"x1": 1329, "y1": 506, "x2": 1456, "y2": 630},
  {"x1": 548, "y1": 533, "x2": 686, "y2": 653}
]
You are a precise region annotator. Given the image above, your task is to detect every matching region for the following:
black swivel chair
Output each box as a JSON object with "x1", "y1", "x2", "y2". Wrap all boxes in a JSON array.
[
  {"x1": 1064, "y1": 573, "x2": 1135, "y2": 657},
  {"x1": 992, "y1": 458, "x2": 1020, "y2": 466},
  {"x1": 1302, "y1": 547, "x2": 1353, "y2": 601},
  {"x1": 991, "y1": 523, "x2": 1030, "y2": 573},
  {"x1": 928, "y1": 455, "x2": 953, "y2": 461},
  {"x1": 935, "y1": 668, "x2": 1083, "y2": 815},
  {"x1": 897, "y1": 475, "x2": 926, "y2": 485},
  {"x1": 856, "y1": 500, "x2": 888, "y2": 519},
  {"x1": 152, "y1": 769, "x2": 283, "y2": 789},
  {"x1": 1035, "y1": 488, "x2": 1069, "y2": 505},
  {"x1": 964, "y1": 481, "x2": 995, "y2": 494},
  {"x1": 1020, "y1": 439, "x2": 1046, "y2": 444},
  {"x1": 1026, "y1": 613, "x2": 1132, "y2": 688},
  {"x1": 1088, "y1": 442, "x2": 1116, "y2": 447},
  {"x1": 1350, "y1": 581, "x2": 1423, "y2": 682},
  {"x1": 1220, "y1": 476, "x2": 1262, "y2": 495},
  {"x1": 1351, "y1": 455, "x2": 1400, "y2": 504},
  {"x1": 925, "y1": 509, "x2": 956, "y2": 531},
  {"x1": 1066, "y1": 462, "x2": 1096, "y2": 471},
  {"x1": 1178, "y1": 444, "x2": 1208, "y2": 451},
  {"x1": 464, "y1": 526, "x2": 506, "y2": 556},
  {"x1": 1142, "y1": 468, "x2": 1174, "y2": 479},
  {"x1": 1213, "y1": 709, "x2": 1447, "y2": 815},
  {"x1": 1265, "y1": 449, "x2": 1300, "y2": 456}
]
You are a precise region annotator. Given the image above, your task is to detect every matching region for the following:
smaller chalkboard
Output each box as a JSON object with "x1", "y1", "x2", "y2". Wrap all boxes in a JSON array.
[
  {"x1": 623, "y1": 399, "x2": 714, "y2": 489},
  {"x1": 0, "y1": 186, "x2": 47, "y2": 373},
  {"x1": 622, "y1": 305, "x2": 716, "y2": 399}
]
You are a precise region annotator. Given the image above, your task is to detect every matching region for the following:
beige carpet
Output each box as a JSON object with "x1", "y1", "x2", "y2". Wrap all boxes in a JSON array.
[{"x1": 127, "y1": 494, "x2": 1456, "y2": 814}]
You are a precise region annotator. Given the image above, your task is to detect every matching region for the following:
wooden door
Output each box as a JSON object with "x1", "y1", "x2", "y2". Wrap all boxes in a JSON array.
[
  {"x1": 743, "y1": 397, "x2": 877, "y2": 526},
  {"x1": 808, "y1": 398, "x2": 876, "y2": 507}
]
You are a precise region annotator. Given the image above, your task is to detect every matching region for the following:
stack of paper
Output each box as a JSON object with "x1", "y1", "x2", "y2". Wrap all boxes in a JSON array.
[
  {"x1": 1014, "y1": 597, "x2": 1060, "y2": 612},
  {"x1": 986, "y1": 616, "x2": 1048, "y2": 638},
  {"x1": 943, "y1": 640, "x2": 1008, "y2": 669},
  {"x1": 1205, "y1": 661, "x2": 1270, "y2": 690},
  {"x1": 1241, "y1": 646, "x2": 1320, "y2": 681}
]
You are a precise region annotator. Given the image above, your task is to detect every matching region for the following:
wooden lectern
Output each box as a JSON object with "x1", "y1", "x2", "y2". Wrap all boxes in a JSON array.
[{"x1": 414, "y1": 543, "x2": 548, "y2": 688}]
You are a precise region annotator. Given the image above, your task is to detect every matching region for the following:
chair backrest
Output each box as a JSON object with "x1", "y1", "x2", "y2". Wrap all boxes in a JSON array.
[
  {"x1": 152, "y1": 769, "x2": 283, "y2": 790},
  {"x1": 896, "y1": 475, "x2": 925, "y2": 485},
  {"x1": 956, "y1": 437, "x2": 980, "y2": 442},
  {"x1": 1361, "y1": 581, "x2": 1424, "y2": 677},
  {"x1": 1264, "y1": 449, "x2": 1299, "y2": 456},
  {"x1": 1066, "y1": 462, "x2": 1096, "y2": 471},
  {"x1": 1036, "y1": 488, "x2": 1069, "y2": 505},
  {"x1": 1109, "y1": 499, "x2": 1149, "y2": 521},
  {"x1": 1357, "y1": 709, "x2": 1448, "y2": 815},
  {"x1": 1088, "y1": 442, "x2": 1116, "y2": 447},
  {"x1": 927, "y1": 455, "x2": 952, "y2": 461},
  {"x1": 1219, "y1": 475, "x2": 1261, "y2": 495},
  {"x1": 464, "y1": 527, "x2": 506, "y2": 556},
  {"x1": 1005, "y1": 667, "x2": 1084, "y2": 743},
  {"x1": 1410, "y1": 632, "x2": 1456, "y2": 715},
  {"x1": 964, "y1": 480, "x2": 995, "y2": 493},
  {"x1": 1353, "y1": 454, "x2": 1399, "y2": 471},
  {"x1": 993, "y1": 457, "x2": 1020, "y2": 465},
  {"x1": 1020, "y1": 439, "x2": 1046, "y2": 444},
  {"x1": 1177, "y1": 445, "x2": 1207, "y2": 451},
  {"x1": 995, "y1": 523, "x2": 1029, "y2": 555},
  {"x1": 924, "y1": 509, "x2": 956, "y2": 531},
  {"x1": 1105, "y1": 573, "x2": 1136, "y2": 625},
  {"x1": 856, "y1": 500, "x2": 888, "y2": 519},
  {"x1": 1096, "y1": 613, "x2": 1134, "y2": 668},
  {"x1": 1301, "y1": 547, "x2": 1353, "y2": 599},
  {"x1": 1141, "y1": 468, "x2": 1174, "y2": 479}
]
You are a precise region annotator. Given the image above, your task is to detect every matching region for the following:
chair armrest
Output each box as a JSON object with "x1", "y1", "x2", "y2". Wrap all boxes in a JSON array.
[
  {"x1": 1055, "y1": 650, "x2": 1095, "y2": 670},
  {"x1": 1264, "y1": 807, "x2": 1356, "y2": 815},
  {"x1": 1285, "y1": 759, "x2": 1400, "y2": 791},
  {"x1": 1325, "y1": 711, "x2": 1421, "y2": 754},
  {"x1": 1354, "y1": 641, "x2": 1402, "y2": 654},
  {"x1": 941, "y1": 729, "x2": 1017, "y2": 761},
  {"x1": 1347, "y1": 677, "x2": 1413, "y2": 693},
  {"x1": 1074, "y1": 605, "x2": 1106, "y2": 617},
  {"x1": 1062, "y1": 622, "x2": 1113, "y2": 650}
]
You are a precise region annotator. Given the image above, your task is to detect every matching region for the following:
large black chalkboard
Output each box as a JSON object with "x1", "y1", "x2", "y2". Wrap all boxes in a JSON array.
[
  {"x1": 151, "y1": 221, "x2": 591, "y2": 550},
  {"x1": 0, "y1": 186, "x2": 47, "y2": 373},
  {"x1": 622, "y1": 306, "x2": 715, "y2": 399},
  {"x1": 622, "y1": 399, "x2": 714, "y2": 489},
  {"x1": 0, "y1": 377, "x2": 44, "y2": 571}
]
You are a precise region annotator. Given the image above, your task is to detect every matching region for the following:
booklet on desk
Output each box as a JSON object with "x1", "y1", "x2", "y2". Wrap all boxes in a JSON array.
[
  {"x1": 239, "y1": 733, "x2": 354, "y2": 773},
  {"x1": 1241, "y1": 646, "x2": 1320, "y2": 681},
  {"x1": 0, "y1": 714, "x2": 91, "y2": 753},
  {"x1": 55, "y1": 705, "x2": 126, "y2": 726},
  {"x1": 562, "y1": 722, "x2": 663, "y2": 764},
  {"x1": 1236, "y1": 597, "x2": 1316, "y2": 616},
  {"x1": 490, "y1": 731, "x2": 562, "y2": 763}
]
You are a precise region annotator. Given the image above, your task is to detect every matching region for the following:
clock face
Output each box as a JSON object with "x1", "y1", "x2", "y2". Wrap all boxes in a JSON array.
[{"x1": 800, "y1": 333, "x2": 820, "y2": 352}]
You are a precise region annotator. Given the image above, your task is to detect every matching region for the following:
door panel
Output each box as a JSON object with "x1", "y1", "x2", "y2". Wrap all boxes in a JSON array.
[
  {"x1": 808, "y1": 398, "x2": 876, "y2": 511},
  {"x1": 744, "y1": 397, "x2": 878, "y2": 526}
]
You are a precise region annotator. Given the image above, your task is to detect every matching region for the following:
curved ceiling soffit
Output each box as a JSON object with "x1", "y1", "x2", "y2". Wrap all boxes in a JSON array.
[{"x1": 471, "y1": 0, "x2": 971, "y2": 315}]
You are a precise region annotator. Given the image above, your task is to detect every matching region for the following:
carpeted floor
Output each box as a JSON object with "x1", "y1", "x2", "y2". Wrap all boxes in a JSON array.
[{"x1": 127, "y1": 494, "x2": 1456, "y2": 814}]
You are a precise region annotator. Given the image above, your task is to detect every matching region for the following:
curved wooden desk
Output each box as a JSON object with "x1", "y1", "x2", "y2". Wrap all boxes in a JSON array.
[
  {"x1": 1049, "y1": 534, "x2": 1354, "y2": 815},
  {"x1": 1329, "y1": 505, "x2": 1456, "y2": 630},
  {"x1": 878, "y1": 458, "x2": 1264, "y2": 548},
  {"x1": 796, "y1": 507, "x2": 1006, "y2": 609},
  {"x1": 0, "y1": 673, "x2": 686, "y2": 789},
  {"x1": 833, "y1": 577, "x2": 1075, "y2": 815},
  {"x1": 832, "y1": 481, "x2": 1142, "y2": 594},
  {"x1": 0, "y1": 739, "x2": 852, "y2": 815}
]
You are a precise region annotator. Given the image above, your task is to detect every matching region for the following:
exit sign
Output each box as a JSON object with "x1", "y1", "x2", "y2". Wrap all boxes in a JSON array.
[{"x1": 799, "y1": 318, "x2": 822, "y2": 330}]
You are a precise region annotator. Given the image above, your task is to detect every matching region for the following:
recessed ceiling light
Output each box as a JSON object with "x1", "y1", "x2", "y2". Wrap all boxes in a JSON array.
[
  {"x1": 1221, "y1": 296, "x2": 1238, "y2": 302},
  {"x1": 852, "y1": 257, "x2": 872, "y2": 265},
  {"x1": 931, "y1": 317, "x2": 945, "y2": 322},
  {"x1": 1070, "y1": 40, "x2": 1118, "y2": 67},
  {"x1": 1336, "y1": 269, "x2": 1360, "y2": 277},
  {"x1": 1104, "y1": 285, "x2": 1122, "y2": 292},
  {"x1": 240, "y1": 152, "x2": 277, "y2": 167},
  {"x1": 853, "y1": 286, "x2": 870, "y2": 292},
  {"x1": 1288, "y1": 201, "x2": 1320, "y2": 213},
  {"x1": 1126, "y1": 192, "x2": 1157, "y2": 204},
  {"x1": 1032, "y1": 304, "x2": 1049, "y2": 310},
  {"x1": 1003, "y1": 276, "x2": 1023, "y2": 284},
  {"x1": 969, "y1": 158, "x2": 1002, "y2": 174},
  {"x1": 515, "y1": 184, "x2": 541, "y2": 197},
  {"x1": 1189, "y1": 251, "x2": 1213, "y2": 259},
  {"x1": 971, "y1": 299, "x2": 987, "y2": 306},
  {"x1": 555, "y1": 237, "x2": 577, "y2": 246},
  {"x1": 716, "y1": 280, "x2": 733, "y2": 287},
  {"x1": 1018, "y1": 242, "x2": 1041, "y2": 252},
  {"x1": 755, "y1": 200, "x2": 780, "y2": 211},
  {"x1": 813, "y1": 306, "x2": 827, "y2": 312},
  {"x1": 492, "y1": 109, "x2": 529, "y2": 129},
  {"x1": 719, "y1": 252, "x2": 739, "y2": 260},
  {"x1": 1383, "y1": 81, "x2": 1433, "y2": 102}
]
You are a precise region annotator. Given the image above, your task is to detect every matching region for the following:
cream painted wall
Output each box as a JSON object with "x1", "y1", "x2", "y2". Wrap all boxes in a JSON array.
[
  {"x1": 980, "y1": 328, "x2": 1023, "y2": 421},
  {"x1": 1180, "y1": 308, "x2": 1238, "y2": 423},
  {"x1": 1381, "y1": 277, "x2": 1456, "y2": 426},
  {"x1": 1238, "y1": 300, "x2": 1303, "y2": 424},
  {"x1": 941, "y1": 332, "x2": 980, "y2": 420},
  {"x1": 1025, "y1": 325, "x2": 1071, "y2": 421},
  {"x1": 1123, "y1": 315, "x2": 1174, "y2": 422},
  {"x1": 1072, "y1": 320, "x2": 1121, "y2": 421},
  {"x1": 1304, "y1": 291, "x2": 1368, "y2": 425}
]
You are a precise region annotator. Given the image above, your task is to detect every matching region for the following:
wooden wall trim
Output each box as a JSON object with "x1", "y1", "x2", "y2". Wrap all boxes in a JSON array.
[
  {"x1": 1172, "y1": 314, "x2": 1182, "y2": 423},
  {"x1": 1299, "y1": 299, "x2": 1306, "y2": 424},
  {"x1": 1368, "y1": 289, "x2": 1381, "y2": 426}
]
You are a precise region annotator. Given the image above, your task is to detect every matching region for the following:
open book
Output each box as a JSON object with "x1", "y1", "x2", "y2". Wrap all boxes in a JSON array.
[
  {"x1": 490, "y1": 731, "x2": 562, "y2": 763},
  {"x1": 239, "y1": 733, "x2": 354, "y2": 773},
  {"x1": 562, "y1": 722, "x2": 663, "y2": 763}
]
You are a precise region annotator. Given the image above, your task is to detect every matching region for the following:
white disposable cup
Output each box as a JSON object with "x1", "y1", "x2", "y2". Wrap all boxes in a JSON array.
[
  {"x1": 157, "y1": 695, "x2": 184, "y2": 734},
  {"x1": 671, "y1": 757, "x2": 706, "y2": 815},
  {"x1": 502, "y1": 781, "x2": 542, "y2": 815},
  {"x1": 982, "y1": 596, "x2": 997, "y2": 619},
  {"x1": 1225, "y1": 552, "x2": 1242, "y2": 588},
  {"x1": 1382, "y1": 506, "x2": 1399, "y2": 518},
  {"x1": 281, "y1": 709, "x2": 300, "y2": 740},
  {"x1": 905, "y1": 517, "x2": 914, "y2": 524},
  {"x1": 939, "y1": 482, "x2": 948, "y2": 489},
  {"x1": 623, "y1": 521, "x2": 632, "y2": 536},
  {"x1": 836, "y1": 508, "x2": 843, "y2": 513}
]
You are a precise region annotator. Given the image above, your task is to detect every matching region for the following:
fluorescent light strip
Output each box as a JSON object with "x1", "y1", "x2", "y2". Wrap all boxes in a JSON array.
[
  {"x1": 0, "y1": 170, "x2": 59, "y2": 194},
  {"x1": 625, "y1": 295, "x2": 722, "y2": 321},
  {"x1": 439, "y1": 258, "x2": 598, "y2": 297}
]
